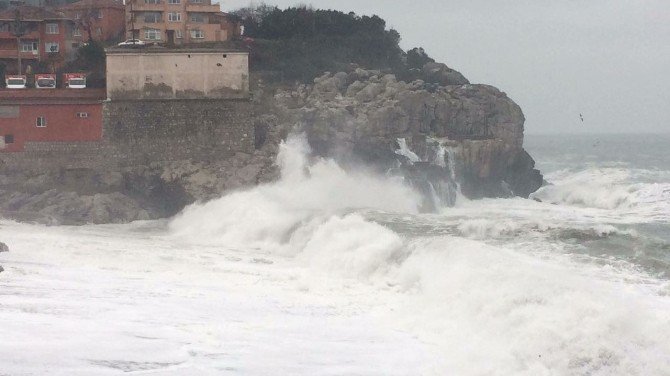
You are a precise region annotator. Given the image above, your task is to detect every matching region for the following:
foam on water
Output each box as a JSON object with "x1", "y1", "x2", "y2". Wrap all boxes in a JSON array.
[
  {"x1": 167, "y1": 134, "x2": 670, "y2": 374},
  {"x1": 2, "y1": 134, "x2": 670, "y2": 375},
  {"x1": 170, "y1": 134, "x2": 420, "y2": 249},
  {"x1": 532, "y1": 167, "x2": 670, "y2": 221}
]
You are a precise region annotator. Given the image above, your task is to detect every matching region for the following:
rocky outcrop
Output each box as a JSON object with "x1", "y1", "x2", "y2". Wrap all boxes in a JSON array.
[
  {"x1": 0, "y1": 242, "x2": 8, "y2": 252},
  {"x1": 270, "y1": 67, "x2": 542, "y2": 202},
  {"x1": 0, "y1": 151, "x2": 277, "y2": 225},
  {"x1": 0, "y1": 64, "x2": 542, "y2": 224}
]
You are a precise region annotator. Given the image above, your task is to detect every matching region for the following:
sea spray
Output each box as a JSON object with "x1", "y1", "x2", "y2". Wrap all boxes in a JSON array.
[{"x1": 170, "y1": 133, "x2": 421, "y2": 249}]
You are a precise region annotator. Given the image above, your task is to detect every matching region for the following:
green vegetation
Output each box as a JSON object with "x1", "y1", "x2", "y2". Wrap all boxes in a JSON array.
[
  {"x1": 57, "y1": 40, "x2": 106, "y2": 87},
  {"x1": 234, "y1": 5, "x2": 434, "y2": 83}
]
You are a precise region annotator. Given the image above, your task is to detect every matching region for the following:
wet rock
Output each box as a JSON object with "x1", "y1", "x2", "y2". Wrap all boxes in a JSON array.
[
  {"x1": 273, "y1": 68, "x2": 543, "y2": 203},
  {"x1": 0, "y1": 242, "x2": 7, "y2": 252}
]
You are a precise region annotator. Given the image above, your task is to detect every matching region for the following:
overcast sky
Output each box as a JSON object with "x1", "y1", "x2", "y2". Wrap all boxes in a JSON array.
[{"x1": 221, "y1": 0, "x2": 670, "y2": 134}]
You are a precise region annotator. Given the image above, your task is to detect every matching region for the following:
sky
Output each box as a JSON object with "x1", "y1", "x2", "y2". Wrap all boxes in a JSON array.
[{"x1": 220, "y1": 0, "x2": 670, "y2": 134}]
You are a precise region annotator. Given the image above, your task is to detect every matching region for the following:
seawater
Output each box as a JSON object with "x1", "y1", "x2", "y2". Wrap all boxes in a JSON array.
[{"x1": 0, "y1": 133, "x2": 669, "y2": 375}]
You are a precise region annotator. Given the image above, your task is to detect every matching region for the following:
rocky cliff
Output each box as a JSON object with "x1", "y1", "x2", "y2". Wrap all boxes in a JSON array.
[
  {"x1": 262, "y1": 65, "x2": 543, "y2": 207},
  {"x1": 0, "y1": 63, "x2": 542, "y2": 224}
]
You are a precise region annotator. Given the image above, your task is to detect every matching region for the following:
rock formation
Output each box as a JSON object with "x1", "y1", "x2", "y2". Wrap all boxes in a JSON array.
[
  {"x1": 0, "y1": 63, "x2": 542, "y2": 224},
  {"x1": 267, "y1": 65, "x2": 543, "y2": 204}
]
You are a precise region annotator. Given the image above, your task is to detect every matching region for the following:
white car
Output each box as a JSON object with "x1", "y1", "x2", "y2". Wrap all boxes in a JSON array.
[
  {"x1": 117, "y1": 39, "x2": 148, "y2": 47},
  {"x1": 5, "y1": 76, "x2": 27, "y2": 89}
]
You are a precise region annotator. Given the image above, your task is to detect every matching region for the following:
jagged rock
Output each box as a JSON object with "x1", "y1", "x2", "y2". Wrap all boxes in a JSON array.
[
  {"x1": 422, "y1": 62, "x2": 470, "y2": 86},
  {"x1": 0, "y1": 265, "x2": 4, "y2": 273},
  {"x1": 274, "y1": 68, "x2": 542, "y2": 202},
  {"x1": 0, "y1": 242, "x2": 8, "y2": 252}
]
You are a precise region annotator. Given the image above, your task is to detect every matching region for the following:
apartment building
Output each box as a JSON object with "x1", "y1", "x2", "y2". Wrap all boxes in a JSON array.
[
  {"x1": 0, "y1": 6, "x2": 77, "y2": 74},
  {"x1": 125, "y1": 0, "x2": 240, "y2": 44},
  {"x1": 58, "y1": 0, "x2": 125, "y2": 43}
]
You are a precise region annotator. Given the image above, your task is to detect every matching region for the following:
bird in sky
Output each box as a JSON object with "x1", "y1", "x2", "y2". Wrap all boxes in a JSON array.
[{"x1": 579, "y1": 113, "x2": 584, "y2": 122}]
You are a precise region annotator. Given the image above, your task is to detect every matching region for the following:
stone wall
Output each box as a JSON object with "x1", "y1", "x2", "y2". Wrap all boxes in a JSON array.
[{"x1": 0, "y1": 99, "x2": 255, "y2": 173}]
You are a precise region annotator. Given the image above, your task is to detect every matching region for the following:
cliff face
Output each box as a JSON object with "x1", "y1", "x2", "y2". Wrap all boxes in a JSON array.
[
  {"x1": 0, "y1": 64, "x2": 542, "y2": 224},
  {"x1": 268, "y1": 66, "x2": 543, "y2": 203}
]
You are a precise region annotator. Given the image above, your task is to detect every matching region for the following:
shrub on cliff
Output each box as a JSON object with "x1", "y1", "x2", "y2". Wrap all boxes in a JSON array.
[{"x1": 235, "y1": 5, "x2": 417, "y2": 82}]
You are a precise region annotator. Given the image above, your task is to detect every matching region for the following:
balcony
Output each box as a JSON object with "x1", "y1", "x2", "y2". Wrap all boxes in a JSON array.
[
  {"x1": 0, "y1": 30, "x2": 41, "y2": 40},
  {"x1": 129, "y1": 3, "x2": 165, "y2": 12},
  {"x1": 0, "y1": 49, "x2": 40, "y2": 59},
  {"x1": 142, "y1": 17, "x2": 163, "y2": 23},
  {"x1": 186, "y1": 3, "x2": 220, "y2": 13}
]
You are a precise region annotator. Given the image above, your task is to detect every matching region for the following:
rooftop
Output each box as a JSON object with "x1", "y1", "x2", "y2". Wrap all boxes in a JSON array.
[
  {"x1": 0, "y1": 6, "x2": 69, "y2": 21},
  {"x1": 0, "y1": 88, "x2": 106, "y2": 104},
  {"x1": 58, "y1": 0, "x2": 124, "y2": 11},
  {"x1": 105, "y1": 47, "x2": 249, "y2": 54}
]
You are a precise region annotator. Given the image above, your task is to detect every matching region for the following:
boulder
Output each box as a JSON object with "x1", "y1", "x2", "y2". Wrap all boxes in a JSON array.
[
  {"x1": 422, "y1": 62, "x2": 470, "y2": 86},
  {"x1": 0, "y1": 242, "x2": 7, "y2": 252}
]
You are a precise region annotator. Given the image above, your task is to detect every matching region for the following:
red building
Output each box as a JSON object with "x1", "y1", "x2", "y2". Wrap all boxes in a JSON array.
[
  {"x1": 0, "y1": 6, "x2": 78, "y2": 74},
  {"x1": 0, "y1": 88, "x2": 104, "y2": 152},
  {"x1": 59, "y1": 0, "x2": 125, "y2": 43}
]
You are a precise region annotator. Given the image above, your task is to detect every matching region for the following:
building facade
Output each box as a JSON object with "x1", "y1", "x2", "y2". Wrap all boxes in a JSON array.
[
  {"x1": 105, "y1": 48, "x2": 249, "y2": 100},
  {"x1": 0, "y1": 89, "x2": 104, "y2": 152},
  {"x1": 58, "y1": 0, "x2": 126, "y2": 43},
  {"x1": 0, "y1": 6, "x2": 78, "y2": 74},
  {"x1": 125, "y1": 0, "x2": 240, "y2": 44}
]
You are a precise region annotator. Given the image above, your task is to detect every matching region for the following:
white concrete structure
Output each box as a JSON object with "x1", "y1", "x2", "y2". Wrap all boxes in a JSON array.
[{"x1": 105, "y1": 48, "x2": 249, "y2": 100}]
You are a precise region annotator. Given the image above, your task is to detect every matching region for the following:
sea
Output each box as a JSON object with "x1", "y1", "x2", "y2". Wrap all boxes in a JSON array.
[{"x1": 0, "y1": 133, "x2": 669, "y2": 375}]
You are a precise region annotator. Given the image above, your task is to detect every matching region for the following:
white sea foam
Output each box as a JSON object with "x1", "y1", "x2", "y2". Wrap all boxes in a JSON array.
[
  {"x1": 532, "y1": 167, "x2": 670, "y2": 221},
  {"x1": 170, "y1": 134, "x2": 420, "y2": 249},
  {"x1": 2, "y1": 136, "x2": 670, "y2": 375}
]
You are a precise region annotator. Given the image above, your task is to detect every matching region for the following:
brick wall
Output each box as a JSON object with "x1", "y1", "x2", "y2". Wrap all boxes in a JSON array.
[{"x1": 0, "y1": 99, "x2": 255, "y2": 173}]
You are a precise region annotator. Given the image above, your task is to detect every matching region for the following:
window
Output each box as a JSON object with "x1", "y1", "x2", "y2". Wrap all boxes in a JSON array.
[
  {"x1": 144, "y1": 0, "x2": 160, "y2": 3},
  {"x1": 74, "y1": 12, "x2": 81, "y2": 19},
  {"x1": 144, "y1": 13, "x2": 161, "y2": 23},
  {"x1": 21, "y1": 41, "x2": 38, "y2": 53},
  {"x1": 96, "y1": 27, "x2": 102, "y2": 36},
  {"x1": 144, "y1": 28, "x2": 161, "y2": 40},
  {"x1": 167, "y1": 0, "x2": 180, "y2": 4},
  {"x1": 45, "y1": 42, "x2": 59, "y2": 53},
  {"x1": 189, "y1": 0, "x2": 202, "y2": 3},
  {"x1": 46, "y1": 23, "x2": 59, "y2": 34},
  {"x1": 190, "y1": 13, "x2": 204, "y2": 23},
  {"x1": 175, "y1": 29, "x2": 182, "y2": 38},
  {"x1": 4, "y1": 134, "x2": 14, "y2": 144},
  {"x1": 168, "y1": 12, "x2": 181, "y2": 21},
  {"x1": 36, "y1": 117, "x2": 47, "y2": 128},
  {"x1": 189, "y1": 29, "x2": 204, "y2": 39},
  {"x1": 76, "y1": 112, "x2": 89, "y2": 118},
  {"x1": 73, "y1": 27, "x2": 81, "y2": 37}
]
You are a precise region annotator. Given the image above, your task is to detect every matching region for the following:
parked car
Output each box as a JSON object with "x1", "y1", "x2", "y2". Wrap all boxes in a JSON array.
[
  {"x1": 64, "y1": 73, "x2": 86, "y2": 89},
  {"x1": 117, "y1": 39, "x2": 148, "y2": 48},
  {"x1": 35, "y1": 74, "x2": 57, "y2": 89},
  {"x1": 5, "y1": 75, "x2": 27, "y2": 89}
]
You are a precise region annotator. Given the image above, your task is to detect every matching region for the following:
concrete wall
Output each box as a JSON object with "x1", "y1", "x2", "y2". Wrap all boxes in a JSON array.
[
  {"x1": 106, "y1": 49, "x2": 249, "y2": 100},
  {"x1": 0, "y1": 99, "x2": 255, "y2": 172}
]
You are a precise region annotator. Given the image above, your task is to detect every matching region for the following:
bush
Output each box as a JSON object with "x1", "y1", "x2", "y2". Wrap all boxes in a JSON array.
[{"x1": 234, "y1": 6, "x2": 427, "y2": 83}]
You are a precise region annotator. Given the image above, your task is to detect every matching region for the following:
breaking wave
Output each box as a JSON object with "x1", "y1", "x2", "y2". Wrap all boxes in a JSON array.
[
  {"x1": 170, "y1": 134, "x2": 420, "y2": 251},
  {"x1": 532, "y1": 168, "x2": 670, "y2": 220},
  {"x1": 167, "y1": 134, "x2": 670, "y2": 374}
]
